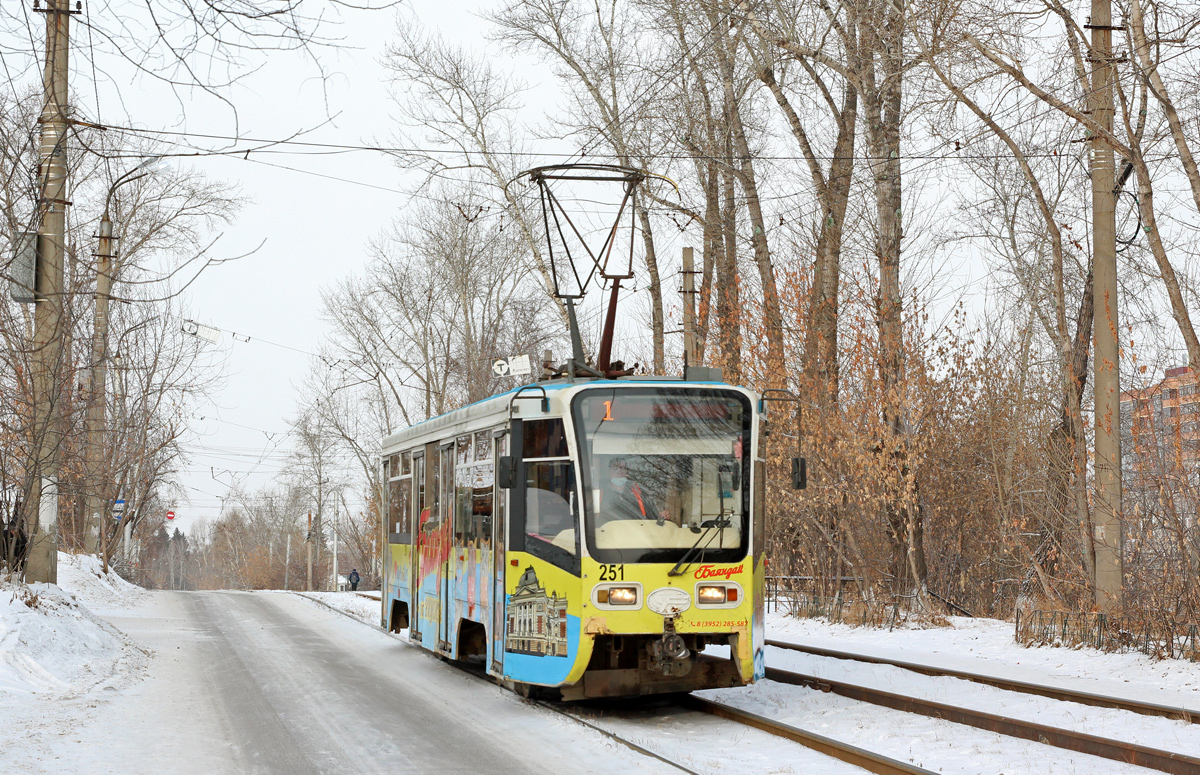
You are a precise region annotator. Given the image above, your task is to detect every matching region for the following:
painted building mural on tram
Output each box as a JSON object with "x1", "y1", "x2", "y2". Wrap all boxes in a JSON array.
[{"x1": 505, "y1": 566, "x2": 568, "y2": 656}]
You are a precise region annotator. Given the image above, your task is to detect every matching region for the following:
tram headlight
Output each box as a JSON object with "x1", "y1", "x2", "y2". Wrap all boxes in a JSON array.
[
  {"x1": 606, "y1": 586, "x2": 638, "y2": 605},
  {"x1": 698, "y1": 585, "x2": 727, "y2": 604}
]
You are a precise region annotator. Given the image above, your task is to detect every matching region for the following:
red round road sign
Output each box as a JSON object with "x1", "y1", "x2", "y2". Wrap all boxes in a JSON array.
[{"x1": 166, "y1": 510, "x2": 175, "y2": 520}]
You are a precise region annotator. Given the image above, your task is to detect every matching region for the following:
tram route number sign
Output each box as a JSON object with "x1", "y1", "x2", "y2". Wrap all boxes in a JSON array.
[
  {"x1": 112, "y1": 499, "x2": 125, "y2": 520},
  {"x1": 492, "y1": 354, "x2": 532, "y2": 377}
]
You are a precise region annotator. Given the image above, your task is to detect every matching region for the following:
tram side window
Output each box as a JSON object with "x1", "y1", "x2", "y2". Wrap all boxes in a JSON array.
[
  {"x1": 493, "y1": 433, "x2": 507, "y2": 544},
  {"x1": 473, "y1": 431, "x2": 494, "y2": 544},
  {"x1": 387, "y1": 453, "x2": 413, "y2": 542},
  {"x1": 523, "y1": 460, "x2": 579, "y2": 571},
  {"x1": 414, "y1": 454, "x2": 426, "y2": 527},
  {"x1": 453, "y1": 432, "x2": 494, "y2": 546},
  {"x1": 524, "y1": 418, "x2": 568, "y2": 458},
  {"x1": 438, "y1": 445, "x2": 454, "y2": 527}
]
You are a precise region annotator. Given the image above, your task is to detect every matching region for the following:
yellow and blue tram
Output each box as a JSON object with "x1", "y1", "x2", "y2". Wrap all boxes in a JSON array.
[{"x1": 380, "y1": 377, "x2": 772, "y2": 699}]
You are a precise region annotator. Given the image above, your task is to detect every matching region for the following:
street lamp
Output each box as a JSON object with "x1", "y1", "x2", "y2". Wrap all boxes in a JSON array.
[{"x1": 86, "y1": 157, "x2": 164, "y2": 555}]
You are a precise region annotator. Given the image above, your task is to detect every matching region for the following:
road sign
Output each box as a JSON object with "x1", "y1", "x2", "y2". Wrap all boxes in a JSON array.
[
  {"x1": 166, "y1": 510, "x2": 175, "y2": 520},
  {"x1": 181, "y1": 319, "x2": 221, "y2": 343},
  {"x1": 492, "y1": 354, "x2": 532, "y2": 377},
  {"x1": 113, "y1": 499, "x2": 125, "y2": 520}
]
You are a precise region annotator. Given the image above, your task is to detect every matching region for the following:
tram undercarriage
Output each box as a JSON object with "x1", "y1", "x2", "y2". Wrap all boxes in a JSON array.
[{"x1": 555, "y1": 633, "x2": 747, "y2": 700}]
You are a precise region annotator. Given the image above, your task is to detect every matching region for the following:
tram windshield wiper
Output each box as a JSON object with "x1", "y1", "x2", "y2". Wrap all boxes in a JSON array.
[{"x1": 667, "y1": 516, "x2": 730, "y2": 577}]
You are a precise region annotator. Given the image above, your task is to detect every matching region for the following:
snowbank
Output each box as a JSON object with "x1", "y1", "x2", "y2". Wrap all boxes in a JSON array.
[
  {"x1": 56, "y1": 551, "x2": 145, "y2": 612},
  {"x1": 0, "y1": 552, "x2": 146, "y2": 701}
]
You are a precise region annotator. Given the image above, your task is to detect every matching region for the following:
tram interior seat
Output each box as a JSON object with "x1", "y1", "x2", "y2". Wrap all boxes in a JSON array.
[
  {"x1": 550, "y1": 529, "x2": 576, "y2": 553},
  {"x1": 526, "y1": 488, "x2": 577, "y2": 553},
  {"x1": 594, "y1": 520, "x2": 740, "y2": 550}
]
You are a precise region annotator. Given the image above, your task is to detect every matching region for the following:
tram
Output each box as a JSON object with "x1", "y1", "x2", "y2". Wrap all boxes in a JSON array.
[{"x1": 380, "y1": 375, "x2": 797, "y2": 699}]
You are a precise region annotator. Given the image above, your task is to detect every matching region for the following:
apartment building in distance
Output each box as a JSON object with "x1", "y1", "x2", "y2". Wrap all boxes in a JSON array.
[{"x1": 1121, "y1": 366, "x2": 1200, "y2": 525}]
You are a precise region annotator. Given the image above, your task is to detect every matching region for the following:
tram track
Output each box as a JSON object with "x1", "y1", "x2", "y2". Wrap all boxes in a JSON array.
[
  {"x1": 683, "y1": 696, "x2": 936, "y2": 775},
  {"x1": 761, "y1": 663, "x2": 1200, "y2": 775},
  {"x1": 767, "y1": 639, "x2": 1200, "y2": 723},
  {"x1": 533, "y1": 700, "x2": 704, "y2": 775},
  {"x1": 541, "y1": 694, "x2": 935, "y2": 775}
]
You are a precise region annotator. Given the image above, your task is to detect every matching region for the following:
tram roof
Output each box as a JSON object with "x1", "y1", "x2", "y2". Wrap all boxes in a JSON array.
[{"x1": 381, "y1": 376, "x2": 751, "y2": 454}]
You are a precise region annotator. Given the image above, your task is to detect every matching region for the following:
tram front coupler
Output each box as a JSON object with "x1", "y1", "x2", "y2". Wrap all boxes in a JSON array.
[{"x1": 648, "y1": 617, "x2": 693, "y2": 676}]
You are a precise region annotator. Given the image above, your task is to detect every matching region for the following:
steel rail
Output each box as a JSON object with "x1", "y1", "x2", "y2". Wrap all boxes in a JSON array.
[
  {"x1": 766, "y1": 639, "x2": 1200, "y2": 723},
  {"x1": 765, "y1": 665, "x2": 1200, "y2": 775},
  {"x1": 685, "y1": 696, "x2": 936, "y2": 775},
  {"x1": 534, "y1": 701, "x2": 702, "y2": 775}
]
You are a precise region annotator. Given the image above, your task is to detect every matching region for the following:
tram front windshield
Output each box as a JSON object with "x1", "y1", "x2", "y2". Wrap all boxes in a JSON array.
[{"x1": 573, "y1": 388, "x2": 752, "y2": 564}]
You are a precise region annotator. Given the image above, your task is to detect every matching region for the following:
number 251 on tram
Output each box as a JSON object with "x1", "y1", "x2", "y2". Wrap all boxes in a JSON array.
[{"x1": 380, "y1": 378, "x2": 772, "y2": 699}]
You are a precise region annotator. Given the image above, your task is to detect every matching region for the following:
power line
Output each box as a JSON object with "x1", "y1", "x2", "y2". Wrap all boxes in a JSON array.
[{"x1": 100, "y1": 122, "x2": 1082, "y2": 163}]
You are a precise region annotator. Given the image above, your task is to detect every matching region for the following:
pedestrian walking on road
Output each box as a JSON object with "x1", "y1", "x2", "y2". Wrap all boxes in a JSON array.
[{"x1": 349, "y1": 568, "x2": 360, "y2": 592}]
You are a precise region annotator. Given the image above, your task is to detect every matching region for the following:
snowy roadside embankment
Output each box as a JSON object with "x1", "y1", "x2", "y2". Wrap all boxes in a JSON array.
[
  {"x1": 56, "y1": 552, "x2": 146, "y2": 613},
  {"x1": 292, "y1": 590, "x2": 383, "y2": 628},
  {"x1": 1, "y1": 553, "x2": 146, "y2": 700}
]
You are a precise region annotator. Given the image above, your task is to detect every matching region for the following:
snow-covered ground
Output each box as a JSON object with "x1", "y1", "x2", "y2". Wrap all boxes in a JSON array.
[
  {"x1": 765, "y1": 613, "x2": 1200, "y2": 711},
  {"x1": 3, "y1": 558, "x2": 1198, "y2": 773},
  {"x1": 294, "y1": 590, "x2": 383, "y2": 627},
  {"x1": 696, "y1": 614, "x2": 1200, "y2": 773},
  {"x1": 0, "y1": 554, "x2": 145, "y2": 700}
]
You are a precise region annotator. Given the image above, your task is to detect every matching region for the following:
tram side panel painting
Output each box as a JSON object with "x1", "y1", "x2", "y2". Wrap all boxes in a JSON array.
[{"x1": 501, "y1": 556, "x2": 581, "y2": 686}]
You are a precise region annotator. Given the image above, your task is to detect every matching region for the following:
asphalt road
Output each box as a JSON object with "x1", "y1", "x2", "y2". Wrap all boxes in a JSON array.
[{"x1": 90, "y1": 591, "x2": 671, "y2": 775}]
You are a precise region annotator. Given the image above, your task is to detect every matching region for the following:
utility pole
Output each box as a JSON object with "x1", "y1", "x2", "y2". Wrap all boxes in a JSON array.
[
  {"x1": 681, "y1": 247, "x2": 698, "y2": 370},
  {"x1": 86, "y1": 216, "x2": 115, "y2": 554},
  {"x1": 332, "y1": 503, "x2": 339, "y2": 591},
  {"x1": 306, "y1": 512, "x2": 313, "y2": 592},
  {"x1": 86, "y1": 160, "x2": 160, "y2": 556},
  {"x1": 1090, "y1": 0, "x2": 1123, "y2": 613},
  {"x1": 27, "y1": 0, "x2": 73, "y2": 583},
  {"x1": 284, "y1": 532, "x2": 291, "y2": 590}
]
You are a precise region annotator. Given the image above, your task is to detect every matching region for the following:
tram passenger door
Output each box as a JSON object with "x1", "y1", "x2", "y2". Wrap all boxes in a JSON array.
[
  {"x1": 437, "y1": 444, "x2": 454, "y2": 652},
  {"x1": 490, "y1": 430, "x2": 509, "y2": 675},
  {"x1": 415, "y1": 442, "x2": 447, "y2": 650},
  {"x1": 410, "y1": 450, "x2": 425, "y2": 644}
]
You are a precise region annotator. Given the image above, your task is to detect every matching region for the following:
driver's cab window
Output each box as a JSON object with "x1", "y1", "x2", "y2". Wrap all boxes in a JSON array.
[{"x1": 522, "y1": 418, "x2": 578, "y2": 562}]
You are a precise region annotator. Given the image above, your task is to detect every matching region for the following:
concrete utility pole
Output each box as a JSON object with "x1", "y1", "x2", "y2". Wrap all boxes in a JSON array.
[
  {"x1": 86, "y1": 217, "x2": 115, "y2": 554},
  {"x1": 86, "y1": 160, "x2": 160, "y2": 556},
  {"x1": 1090, "y1": 0, "x2": 1123, "y2": 613},
  {"x1": 332, "y1": 504, "x2": 339, "y2": 591},
  {"x1": 306, "y1": 512, "x2": 313, "y2": 592},
  {"x1": 681, "y1": 247, "x2": 698, "y2": 369},
  {"x1": 27, "y1": 0, "x2": 73, "y2": 583}
]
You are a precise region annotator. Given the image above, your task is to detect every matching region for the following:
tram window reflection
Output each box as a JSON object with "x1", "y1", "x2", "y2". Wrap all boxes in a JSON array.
[
  {"x1": 387, "y1": 452, "x2": 413, "y2": 542},
  {"x1": 523, "y1": 418, "x2": 568, "y2": 458},
  {"x1": 523, "y1": 460, "x2": 578, "y2": 560}
]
